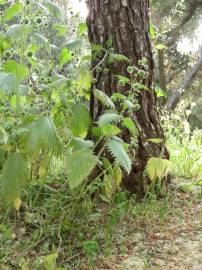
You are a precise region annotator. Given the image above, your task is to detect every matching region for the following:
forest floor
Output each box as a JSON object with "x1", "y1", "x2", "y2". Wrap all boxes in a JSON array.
[
  {"x1": 97, "y1": 182, "x2": 202, "y2": 270},
  {"x1": 0, "y1": 180, "x2": 201, "y2": 270}
]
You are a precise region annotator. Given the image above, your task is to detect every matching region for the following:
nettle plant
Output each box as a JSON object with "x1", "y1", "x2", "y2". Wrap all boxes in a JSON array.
[{"x1": 0, "y1": 1, "x2": 171, "y2": 210}]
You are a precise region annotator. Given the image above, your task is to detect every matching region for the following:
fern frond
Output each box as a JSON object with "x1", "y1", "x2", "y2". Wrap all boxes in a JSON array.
[
  {"x1": 100, "y1": 124, "x2": 121, "y2": 137},
  {"x1": 97, "y1": 113, "x2": 122, "y2": 127},
  {"x1": 107, "y1": 139, "x2": 132, "y2": 173},
  {"x1": 70, "y1": 137, "x2": 94, "y2": 150},
  {"x1": 111, "y1": 93, "x2": 126, "y2": 101},
  {"x1": 122, "y1": 117, "x2": 139, "y2": 138},
  {"x1": 66, "y1": 149, "x2": 98, "y2": 189},
  {"x1": 148, "y1": 138, "x2": 163, "y2": 144},
  {"x1": 146, "y1": 157, "x2": 171, "y2": 181},
  {"x1": 94, "y1": 89, "x2": 115, "y2": 109},
  {"x1": 109, "y1": 54, "x2": 130, "y2": 64}
]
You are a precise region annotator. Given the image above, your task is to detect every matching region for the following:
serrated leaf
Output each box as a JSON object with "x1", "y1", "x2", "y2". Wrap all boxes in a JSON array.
[
  {"x1": 109, "y1": 54, "x2": 130, "y2": 63},
  {"x1": 3, "y1": 60, "x2": 28, "y2": 83},
  {"x1": 94, "y1": 89, "x2": 115, "y2": 109},
  {"x1": 19, "y1": 117, "x2": 61, "y2": 157},
  {"x1": 0, "y1": 72, "x2": 18, "y2": 94},
  {"x1": 6, "y1": 24, "x2": 30, "y2": 40},
  {"x1": 31, "y1": 33, "x2": 48, "y2": 46},
  {"x1": 100, "y1": 124, "x2": 120, "y2": 137},
  {"x1": 98, "y1": 113, "x2": 122, "y2": 127},
  {"x1": 107, "y1": 139, "x2": 132, "y2": 173},
  {"x1": 112, "y1": 163, "x2": 122, "y2": 186},
  {"x1": 42, "y1": 0, "x2": 62, "y2": 17},
  {"x1": 132, "y1": 82, "x2": 149, "y2": 91},
  {"x1": 69, "y1": 104, "x2": 91, "y2": 137},
  {"x1": 122, "y1": 117, "x2": 139, "y2": 137},
  {"x1": 70, "y1": 137, "x2": 94, "y2": 151},
  {"x1": 101, "y1": 174, "x2": 113, "y2": 202},
  {"x1": 49, "y1": 74, "x2": 67, "y2": 88},
  {"x1": 1, "y1": 153, "x2": 29, "y2": 201},
  {"x1": 146, "y1": 157, "x2": 172, "y2": 181},
  {"x1": 66, "y1": 149, "x2": 98, "y2": 189},
  {"x1": 43, "y1": 253, "x2": 57, "y2": 270},
  {"x1": 115, "y1": 75, "x2": 130, "y2": 83}
]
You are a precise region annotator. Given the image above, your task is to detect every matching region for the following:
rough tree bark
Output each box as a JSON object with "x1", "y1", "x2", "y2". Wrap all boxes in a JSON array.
[{"x1": 86, "y1": 0, "x2": 169, "y2": 195}]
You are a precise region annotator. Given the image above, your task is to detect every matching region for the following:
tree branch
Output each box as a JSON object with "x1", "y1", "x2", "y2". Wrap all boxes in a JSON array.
[
  {"x1": 167, "y1": 46, "x2": 202, "y2": 110},
  {"x1": 165, "y1": 0, "x2": 202, "y2": 48}
]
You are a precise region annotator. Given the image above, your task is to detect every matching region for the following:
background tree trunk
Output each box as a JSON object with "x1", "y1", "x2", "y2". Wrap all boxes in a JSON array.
[{"x1": 87, "y1": 0, "x2": 169, "y2": 195}]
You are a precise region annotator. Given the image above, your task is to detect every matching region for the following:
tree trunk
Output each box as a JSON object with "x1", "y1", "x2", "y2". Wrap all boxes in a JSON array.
[{"x1": 86, "y1": 0, "x2": 169, "y2": 195}]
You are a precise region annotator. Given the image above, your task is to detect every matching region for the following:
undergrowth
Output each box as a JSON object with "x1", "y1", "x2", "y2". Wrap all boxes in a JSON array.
[
  {"x1": 0, "y1": 179, "x2": 186, "y2": 270},
  {"x1": 163, "y1": 112, "x2": 202, "y2": 180}
]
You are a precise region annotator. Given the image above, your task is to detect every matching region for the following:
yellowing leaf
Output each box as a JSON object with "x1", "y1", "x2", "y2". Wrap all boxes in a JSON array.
[
  {"x1": 13, "y1": 197, "x2": 21, "y2": 211},
  {"x1": 112, "y1": 163, "x2": 122, "y2": 186},
  {"x1": 146, "y1": 157, "x2": 172, "y2": 181}
]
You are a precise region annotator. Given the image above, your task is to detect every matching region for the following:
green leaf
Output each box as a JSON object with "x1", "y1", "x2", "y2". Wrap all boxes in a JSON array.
[
  {"x1": 42, "y1": 0, "x2": 62, "y2": 17},
  {"x1": 148, "y1": 138, "x2": 163, "y2": 144},
  {"x1": 132, "y1": 82, "x2": 149, "y2": 91},
  {"x1": 109, "y1": 54, "x2": 130, "y2": 63},
  {"x1": 77, "y1": 70, "x2": 92, "y2": 91},
  {"x1": 49, "y1": 74, "x2": 67, "y2": 89},
  {"x1": 155, "y1": 87, "x2": 167, "y2": 98},
  {"x1": 53, "y1": 24, "x2": 68, "y2": 35},
  {"x1": 70, "y1": 137, "x2": 94, "y2": 151},
  {"x1": 69, "y1": 104, "x2": 91, "y2": 137},
  {"x1": 3, "y1": 60, "x2": 28, "y2": 82},
  {"x1": 6, "y1": 24, "x2": 29, "y2": 40},
  {"x1": 155, "y1": 43, "x2": 167, "y2": 50},
  {"x1": 101, "y1": 174, "x2": 113, "y2": 202},
  {"x1": 0, "y1": 126, "x2": 8, "y2": 144},
  {"x1": 66, "y1": 149, "x2": 98, "y2": 189},
  {"x1": 1, "y1": 153, "x2": 29, "y2": 201},
  {"x1": 149, "y1": 24, "x2": 156, "y2": 40},
  {"x1": 0, "y1": 0, "x2": 7, "y2": 5},
  {"x1": 107, "y1": 139, "x2": 132, "y2": 173},
  {"x1": 122, "y1": 117, "x2": 139, "y2": 137},
  {"x1": 43, "y1": 253, "x2": 57, "y2": 270},
  {"x1": 59, "y1": 48, "x2": 72, "y2": 67},
  {"x1": 146, "y1": 157, "x2": 172, "y2": 181},
  {"x1": 112, "y1": 163, "x2": 122, "y2": 186},
  {"x1": 20, "y1": 117, "x2": 61, "y2": 157},
  {"x1": 78, "y1": 23, "x2": 87, "y2": 35},
  {"x1": 94, "y1": 89, "x2": 115, "y2": 109},
  {"x1": 100, "y1": 124, "x2": 121, "y2": 137},
  {"x1": 31, "y1": 33, "x2": 48, "y2": 46},
  {"x1": 0, "y1": 72, "x2": 18, "y2": 94},
  {"x1": 3, "y1": 2, "x2": 23, "y2": 21},
  {"x1": 98, "y1": 113, "x2": 122, "y2": 127},
  {"x1": 115, "y1": 75, "x2": 130, "y2": 83},
  {"x1": 19, "y1": 84, "x2": 29, "y2": 96}
]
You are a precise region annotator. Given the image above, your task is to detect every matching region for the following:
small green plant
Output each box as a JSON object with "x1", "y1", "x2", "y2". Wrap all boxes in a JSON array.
[{"x1": 163, "y1": 112, "x2": 202, "y2": 179}]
